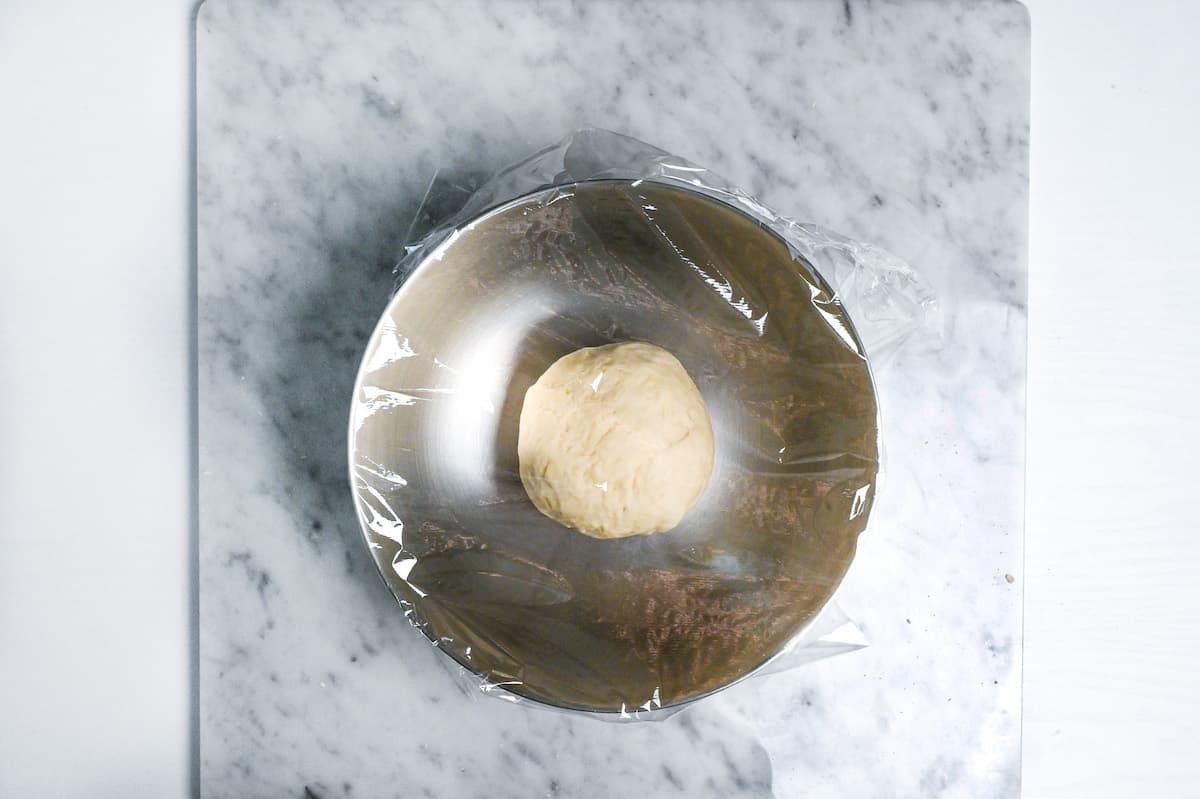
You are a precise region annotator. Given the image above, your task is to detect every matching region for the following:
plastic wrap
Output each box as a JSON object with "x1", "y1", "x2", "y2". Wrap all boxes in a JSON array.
[{"x1": 349, "y1": 129, "x2": 935, "y2": 720}]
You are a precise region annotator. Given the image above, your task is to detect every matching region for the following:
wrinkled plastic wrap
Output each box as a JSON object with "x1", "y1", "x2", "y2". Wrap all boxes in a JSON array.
[{"x1": 350, "y1": 129, "x2": 936, "y2": 720}]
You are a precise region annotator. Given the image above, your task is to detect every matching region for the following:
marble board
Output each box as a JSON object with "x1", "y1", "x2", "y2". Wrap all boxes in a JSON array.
[{"x1": 197, "y1": 1, "x2": 1029, "y2": 796}]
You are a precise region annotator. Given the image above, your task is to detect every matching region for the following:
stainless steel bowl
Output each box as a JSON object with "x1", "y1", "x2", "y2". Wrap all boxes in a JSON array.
[{"x1": 349, "y1": 179, "x2": 879, "y2": 713}]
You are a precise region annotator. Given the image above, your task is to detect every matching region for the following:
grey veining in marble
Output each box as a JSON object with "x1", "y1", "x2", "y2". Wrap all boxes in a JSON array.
[{"x1": 197, "y1": 1, "x2": 1028, "y2": 796}]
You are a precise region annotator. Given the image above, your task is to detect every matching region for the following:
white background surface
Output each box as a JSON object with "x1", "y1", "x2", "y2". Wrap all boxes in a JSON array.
[{"x1": 0, "y1": 0, "x2": 1196, "y2": 796}]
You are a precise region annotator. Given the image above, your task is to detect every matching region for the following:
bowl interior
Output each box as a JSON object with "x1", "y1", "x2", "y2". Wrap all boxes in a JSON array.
[{"x1": 350, "y1": 179, "x2": 879, "y2": 712}]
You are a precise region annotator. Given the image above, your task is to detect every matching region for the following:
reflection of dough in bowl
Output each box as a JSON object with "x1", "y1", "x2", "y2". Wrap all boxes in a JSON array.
[
  {"x1": 517, "y1": 342, "x2": 714, "y2": 539},
  {"x1": 349, "y1": 179, "x2": 879, "y2": 713}
]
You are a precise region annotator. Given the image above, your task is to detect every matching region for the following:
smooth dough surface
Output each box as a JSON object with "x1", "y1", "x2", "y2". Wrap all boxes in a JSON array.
[{"x1": 517, "y1": 342, "x2": 714, "y2": 538}]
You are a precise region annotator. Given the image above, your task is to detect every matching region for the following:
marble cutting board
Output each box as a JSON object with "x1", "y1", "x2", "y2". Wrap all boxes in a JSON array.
[{"x1": 196, "y1": 1, "x2": 1029, "y2": 797}]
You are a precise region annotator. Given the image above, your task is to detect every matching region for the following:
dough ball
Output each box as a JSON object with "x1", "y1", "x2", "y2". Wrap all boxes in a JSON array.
[{"x1": 517, "y1": 342, "x2": 714, "y2": 538}]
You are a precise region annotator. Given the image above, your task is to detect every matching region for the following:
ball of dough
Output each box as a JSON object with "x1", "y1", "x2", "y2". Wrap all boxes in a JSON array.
[{"x1": 517, "y1": 342, "x2": 714, "y2": 538}]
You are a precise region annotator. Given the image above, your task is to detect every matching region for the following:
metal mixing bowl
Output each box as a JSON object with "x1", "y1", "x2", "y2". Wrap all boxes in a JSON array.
[{"x1": 349, "y1": 179, "x2": 879, "y2": 713}]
